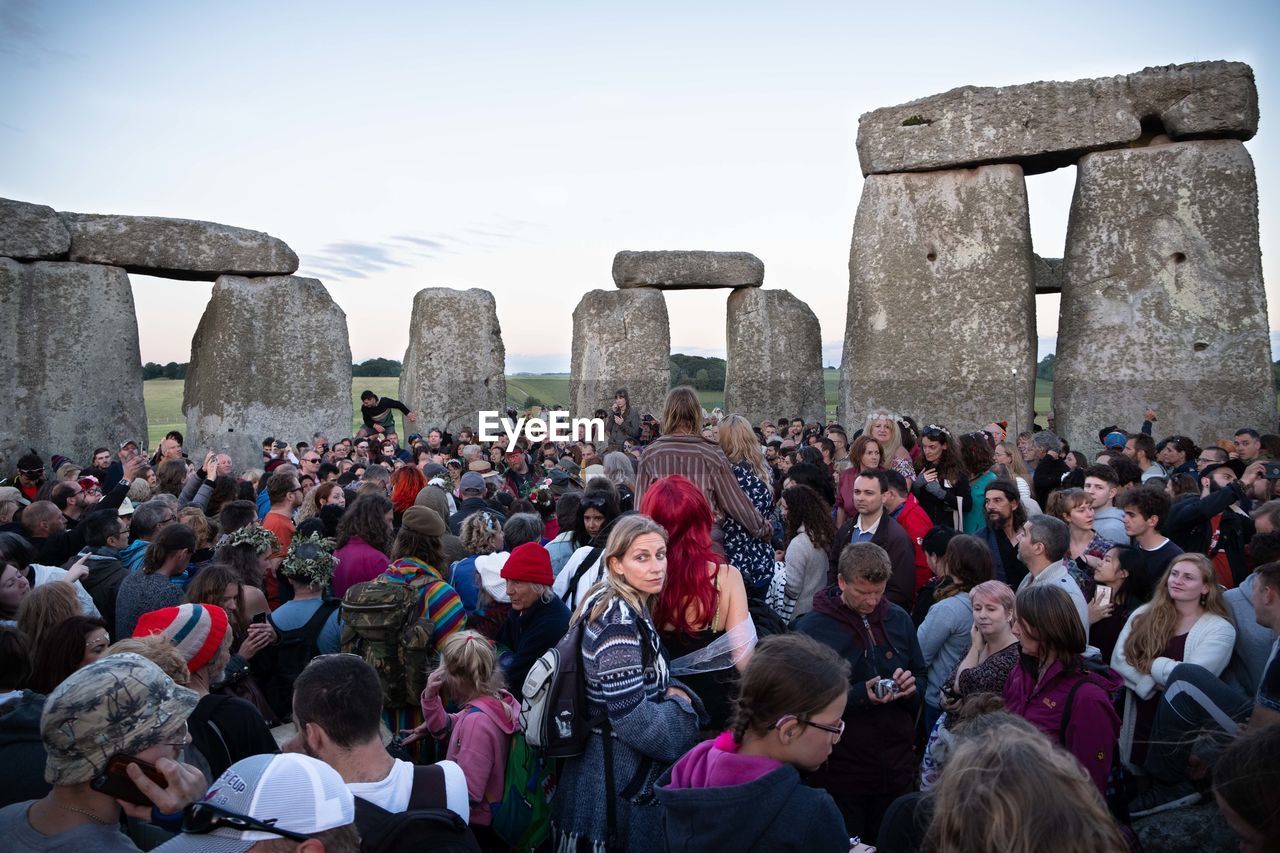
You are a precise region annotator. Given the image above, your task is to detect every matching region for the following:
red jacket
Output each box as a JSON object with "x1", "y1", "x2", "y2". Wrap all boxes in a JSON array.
[{"x1": 891, "y1": 494, "x2": 933, "y2": 593}]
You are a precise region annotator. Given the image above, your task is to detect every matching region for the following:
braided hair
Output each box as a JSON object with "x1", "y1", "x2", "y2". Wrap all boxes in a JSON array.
[{"x1": 729, "y1": 634, "x2": 850, "y2": 743}]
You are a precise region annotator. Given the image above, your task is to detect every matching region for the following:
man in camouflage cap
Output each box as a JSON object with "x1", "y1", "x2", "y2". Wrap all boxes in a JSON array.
[{"x1": 0, "y1": 653, "x2": 207, "y2": 849}]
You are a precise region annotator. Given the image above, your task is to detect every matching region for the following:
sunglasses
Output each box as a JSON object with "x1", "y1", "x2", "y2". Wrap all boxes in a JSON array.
[
  {"x1": 181, "y1": 802, "x2": 309, "y2": 842},
  {"x1": 19, "y1": 468, "x2": 43, "y2": 477}
]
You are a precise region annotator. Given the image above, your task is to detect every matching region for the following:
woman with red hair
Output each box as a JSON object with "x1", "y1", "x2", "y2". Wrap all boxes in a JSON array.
[
  {"x1": 389, "y1": 465, "x2": 427, "y2": 528},
  {"x1": 644, "y1": 475, "x2": 756, "y2": 732}
]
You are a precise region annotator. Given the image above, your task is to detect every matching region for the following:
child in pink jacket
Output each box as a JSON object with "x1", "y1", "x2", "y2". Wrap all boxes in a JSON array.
[{"x1": 413, "y1": 629, "x2": 520, "y2": 841}]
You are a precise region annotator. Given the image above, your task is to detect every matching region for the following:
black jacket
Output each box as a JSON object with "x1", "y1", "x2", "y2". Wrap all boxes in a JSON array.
[
  {"x1": 830, "y1": 512, "x2": 918, "y2": 610},
  {"x1": 498, "y1": 595, "x2": 571, "y2": 692},
  {"x1": 65, "y1": 546, "x2": 129, "y2": 639},
  {"x1": 796, "y1": 588, "x2": 924, "y2": 793},
  {"x1": 1033, "y1": 455, "x2": 1070, "y2": 508},
  {"x1": 447, "y1": 497, "x2": 506, "y2": 536},
  {"x1": 0, "y1": 693, "x2": 50, "y2": 808},
  {"x1": 911, "y1": 465, "x2": 972, "y2": 529},
  {"x1": 1166, "y1": 484, "x2": 1254, "y2": 586}
]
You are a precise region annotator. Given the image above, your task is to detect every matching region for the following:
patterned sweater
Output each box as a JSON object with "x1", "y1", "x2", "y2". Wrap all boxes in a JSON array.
[
  {"x1": 382, "y1": 558, "x2": 465, "y2": 653},
  {"x1": 551, "y1": 595, "x2": 703, "y2": 851}
]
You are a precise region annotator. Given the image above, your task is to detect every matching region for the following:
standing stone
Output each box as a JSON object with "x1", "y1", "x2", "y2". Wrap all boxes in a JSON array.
[
  {"x1": 857, "y1": 61, "x2": 1257, "y2": 176},
  {"x1": 1034, "y1": 255, "x2": 1064, "y2": 294},
  {"x1": 0, "y1": 259, "x2": 145, "y2": 470},
  {"x1": 61, "y1": 213, "x2": 299, "y2": 281},
  {"x1": 399, "y1": 288, "x2": 506, "y2": 435},
  {"x1": 1055, "y1": 140, "x2": 1274, "y2": 452},
  {"x1": 0, "y1": 198, "x2": 71, "y2": 260},
  {"x1": 612, "y1": 250, "x2": 764, "y2": 289},
  {"x1": 570, "y1": 289, "x2": 670, "y2": 421},
  {"x1": 724, "y1": 288, "x2": 826, "y2": 426},
  {"x1": 841, "y1": 164, "x2": 1036, "y2": 432},
  {"x1": 184, "y1": 275, "x2": 350, "y2": 470}
]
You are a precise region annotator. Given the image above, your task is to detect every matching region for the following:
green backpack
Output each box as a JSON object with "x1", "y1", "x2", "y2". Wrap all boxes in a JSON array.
[
  {"x1": 490, "y1": 730, "x2": 554, "y2": 851},
  {"x1": 340, "y1": 576, "x2": 437, "y2": 707}
]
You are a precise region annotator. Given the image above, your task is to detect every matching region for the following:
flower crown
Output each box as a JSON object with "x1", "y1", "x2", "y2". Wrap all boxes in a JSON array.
[
  {"x1": 279, "y1": 532, "x2": 337, "y2": 587},
  {"x1": 219, "y1": 525, "x2": 280, "y2": 554},
  {"x1": 924, "y1": 424, "x2": 951, "y2": 438}
]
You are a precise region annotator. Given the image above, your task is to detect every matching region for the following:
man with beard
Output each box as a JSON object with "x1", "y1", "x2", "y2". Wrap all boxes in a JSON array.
[{"x1": 977, "y1": 479, "x2": 1028, "y2": 587}]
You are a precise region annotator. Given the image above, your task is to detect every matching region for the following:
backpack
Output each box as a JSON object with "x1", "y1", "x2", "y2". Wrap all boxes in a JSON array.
[
  {"x1": 354, "y1": 765, "x2": 481, "y2": 853},
  {"x1": 257, "y1": 599, "x2": 341, "y2": 720},
  {"x1": 520, "y1": 617, "x2": 593, "y2": 757},
  {"x1": 490, "y1": 730, "x2": 554, "y2": 850},
  {"x1": 561, "y1": 546, "x2": 604, "y2": 611},
  {"x1": 1058, "y1": 659, "x2": 1132, "y2": 822},
  {"x1": 341, "y1": 576, "x2": 438, "y2": 707}
]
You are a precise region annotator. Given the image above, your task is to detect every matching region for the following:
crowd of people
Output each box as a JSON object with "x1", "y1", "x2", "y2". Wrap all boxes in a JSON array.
[{"x1": 0, "y1": 384, "x2": 1278, "y2": 852}]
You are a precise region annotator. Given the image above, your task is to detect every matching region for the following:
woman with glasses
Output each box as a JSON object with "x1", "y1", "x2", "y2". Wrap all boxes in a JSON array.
[
  {"x1": 656, "y1": 634, "x2": 853, "y2": 852},
  {"x1": 911, "y1": 425, "x2": 971, "y2": 529}
]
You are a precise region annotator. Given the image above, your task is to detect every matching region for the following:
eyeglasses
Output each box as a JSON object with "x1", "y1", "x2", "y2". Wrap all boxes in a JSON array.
[
  {"x1": 181, "y1": 802, "x2": 309, "y2": 842},
  {"x1": 19, "y1": 468, "x2": 43, "y2": 477},
  {"x1": 773, "y1": 714, "x2": 845, "y2": 739},
  {"x1": 303, "y1": 457, "x2": 321, "y2": 463}
]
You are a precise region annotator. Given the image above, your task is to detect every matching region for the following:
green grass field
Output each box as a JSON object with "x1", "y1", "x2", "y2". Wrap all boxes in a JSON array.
[{"x1": 143, "y1": 372, "x2": 1055, "y2": 446}]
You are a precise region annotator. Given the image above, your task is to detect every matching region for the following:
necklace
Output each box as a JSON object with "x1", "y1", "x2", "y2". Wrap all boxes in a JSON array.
[{"x1": 55, "y1": 801, "x2": 114, "y2": 825}]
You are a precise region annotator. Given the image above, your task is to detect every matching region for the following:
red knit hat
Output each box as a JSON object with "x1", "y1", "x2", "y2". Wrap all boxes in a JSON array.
[
  {"x1": 500, "y1": 542, "x2": 554, "y2": 586},
  {"x1": 133, "y1": 604, "x2": 230, "y2": 673}
]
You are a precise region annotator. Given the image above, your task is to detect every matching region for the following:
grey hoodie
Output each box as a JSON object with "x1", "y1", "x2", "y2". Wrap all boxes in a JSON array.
[{"x1": 1223, "y1": 574, "x2": 1278, "y2": 696}]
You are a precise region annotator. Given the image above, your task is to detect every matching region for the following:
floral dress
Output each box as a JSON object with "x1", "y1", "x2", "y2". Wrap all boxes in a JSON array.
[
  {"x1": 721, "y1": 462, "x2": 777, "y2": 595},
  {"x1": 919, "y1": 641, "x2": 1020, "y2": 790}
]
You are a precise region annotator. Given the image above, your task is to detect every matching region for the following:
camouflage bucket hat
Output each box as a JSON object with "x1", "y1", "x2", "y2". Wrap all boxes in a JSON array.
[{"x1": 41, "y1": 652, "x2": 199, "y2": 785}]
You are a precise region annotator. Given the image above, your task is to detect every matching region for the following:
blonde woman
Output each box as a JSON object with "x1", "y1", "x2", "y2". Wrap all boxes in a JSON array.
[
  {"x1": 717, "y1": 413, "x2": 779, "y2": 595},
  {"x1": 1111, "y1": 553, "x2": 1235, "y2": 772},
  {"x1": 863, "y1": 409, "x2": 914, "y2": 483},
  {"x1": 551, "y1": 514, "x2": 703, "y2": 851},
  {"x1": 993, "y1": 442, "x2": 1035, "y2": 506}
]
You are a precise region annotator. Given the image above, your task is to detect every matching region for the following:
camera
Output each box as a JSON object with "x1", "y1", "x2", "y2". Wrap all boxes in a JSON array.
[{"x1": 873, "y1": 678, "x2": 901, "y2": 700}]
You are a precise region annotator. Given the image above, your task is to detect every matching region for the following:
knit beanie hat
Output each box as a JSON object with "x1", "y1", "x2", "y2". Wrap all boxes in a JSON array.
[
  {"x1": 401, "y1": 505, "x2": 445, "y2": 538},
  {"x1": 501, "y1": 542, "x2": 554, "y2": 586},
  {"x1": 134, "y1": 603, "x2": 230, "y2": 673}
]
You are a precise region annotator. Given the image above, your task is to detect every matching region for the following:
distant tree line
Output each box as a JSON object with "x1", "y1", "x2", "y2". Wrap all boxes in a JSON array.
[
  {"x1": 352, "y1": 358, "x2": 402, "y2": 377},
  {"x1": 670, "y1": 354, "x2": 726, "y2": 391},
  {"x1": 142, "y1": 362, "x2": 188, "y2": 380}
]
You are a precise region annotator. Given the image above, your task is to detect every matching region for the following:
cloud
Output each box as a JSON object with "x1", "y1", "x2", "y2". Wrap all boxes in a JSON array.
[{"x1": 299, "y1": 218, "x2": 536, "y2": 282}]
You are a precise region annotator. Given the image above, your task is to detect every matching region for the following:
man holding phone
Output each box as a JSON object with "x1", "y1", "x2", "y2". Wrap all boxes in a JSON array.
[{"x1": 0, "y1": 653, "x2": 206, "y2": 849}]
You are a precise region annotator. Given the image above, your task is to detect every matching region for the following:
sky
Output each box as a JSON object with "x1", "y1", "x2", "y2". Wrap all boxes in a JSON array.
[{"x1": 2, "y1": 0, "x2": 1279, "y2": 372}]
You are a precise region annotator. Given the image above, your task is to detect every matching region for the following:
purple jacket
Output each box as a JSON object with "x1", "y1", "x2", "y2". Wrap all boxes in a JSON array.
[
  {"x1": 422, "y1": 691, "x2": 520, "y2": 826},
  {"x1": 332, "y1": 536, "x2": 390, "y2": 598},
  {"x1": 1004, "y1": 655, "x2": 1122, "y2": 795}
]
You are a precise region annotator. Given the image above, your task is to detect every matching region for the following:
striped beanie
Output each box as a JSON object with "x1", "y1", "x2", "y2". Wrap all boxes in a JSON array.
[{"x1": 133, "y1": 603, "x2": 230, "y2": 673}]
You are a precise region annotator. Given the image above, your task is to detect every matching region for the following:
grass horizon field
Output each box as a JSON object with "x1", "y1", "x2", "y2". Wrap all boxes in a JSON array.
[{"x1": 142, "y1": 372, "x2": 1054, "y2": 447}]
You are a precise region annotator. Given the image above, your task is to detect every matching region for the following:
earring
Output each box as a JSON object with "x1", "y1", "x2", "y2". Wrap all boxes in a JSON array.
[{"x1": 1199, "y1": 592, "x2": 1208, "y2": 607}]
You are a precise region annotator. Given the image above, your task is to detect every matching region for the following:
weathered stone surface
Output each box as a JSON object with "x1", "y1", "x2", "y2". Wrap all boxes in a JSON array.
[
  {"x1": 399, "y1": 288, "x2": 506, "y2": 435},
  {"x1": 0, "y1": 198, "x2": 71, "y2": 260},
  {"x1": 612, "y1": 250, "x2": 764, "y2": 290},
  {"x1": 1055, "y1": 140, "x2": 1274, "y2": 452},
  {"x1": 724, "y1": 288, "x2": 825, "y2": 425},
  {"x1": 184, "y1": 275, "x2": 350, "y2": 470},
  {"x1": 570, "y1": 289, "x2": 670, "y2": 421},
  {"x1": 1034, "y1": 255, "x2": 1063, "y2": 294},
  {"x1": 61, "y1": 213, "x2": 299, "y2": 281},
  {"x1": 1131, "y1": 802, "x2": 1234, "y2": 853},
  {"x1": 857, "y1": 61, "x2": 1257, "y2": 176},
  {"x1": 840, "y1": 164, "x2": 1036, "y2": 432},
  {"x1": 0, "y1": 260, "x2": 145, "y2": 470}
]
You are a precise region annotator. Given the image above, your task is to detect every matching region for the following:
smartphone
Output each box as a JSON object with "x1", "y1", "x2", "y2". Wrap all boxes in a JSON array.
[
  {"x1": 1264, "y1": 461, "x2": 1280, "y2": 480},
  {"x1": 1094, "y1": 585, "x2": 1112, "y2": 607},
  {"x1": 251, "y1": 611, "x2": 269, "y2": 625},
  {"x1": 91, "y1": 755, "x2": 168, "y2": 806}
]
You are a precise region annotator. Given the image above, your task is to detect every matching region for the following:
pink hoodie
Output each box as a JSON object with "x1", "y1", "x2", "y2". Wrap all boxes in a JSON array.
[
  {"x1": 666, "y1": 731, "x2": 782, "y2": 789},
  {"x1": 422, "y1": 690, "x2": 520, "y2": 825}
]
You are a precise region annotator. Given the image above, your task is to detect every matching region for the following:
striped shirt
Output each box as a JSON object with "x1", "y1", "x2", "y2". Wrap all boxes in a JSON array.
[
  {"x1": 634, "y1": 434, "x2": 771, "y2": 539},
  {"x1": 383, "y1": 558, "x2": 466, "y2": 652}
]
